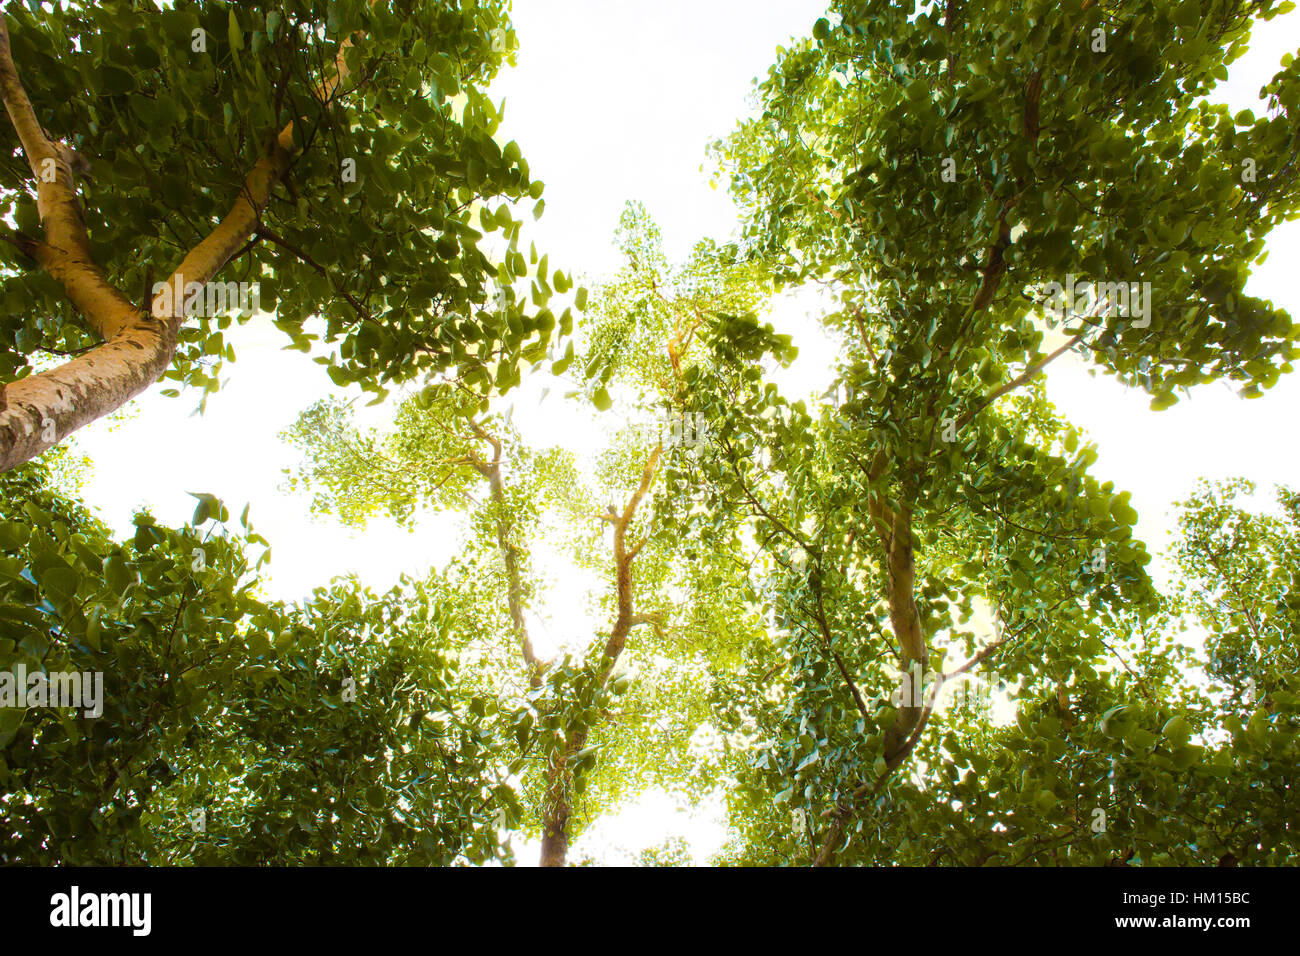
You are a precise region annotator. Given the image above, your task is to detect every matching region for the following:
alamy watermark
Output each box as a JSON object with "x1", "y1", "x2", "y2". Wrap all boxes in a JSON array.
[
  {"x1": 632, "y1": 409, "x2": 714, "y2": 456},
  {"x1": 152, "y1": 276, "x2": 260, "y2": 318},
  {"x1": 49, "y1": 886, "x2": 150, "y2": 936},
  {"x1": 1042, "y1": 274, "x2": 1153, "y2": 329},
  {"x1": 0, "y1": 664, "x2": 103, "y2": 717},
  {"x1": 889, "y1": 660, "x2": 1002, "y2": 712}
]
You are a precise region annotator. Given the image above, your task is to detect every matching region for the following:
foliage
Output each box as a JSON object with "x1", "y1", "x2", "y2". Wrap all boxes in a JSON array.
[
  {"x1": 0, "y1": 458, "x2": 512, "y2": 864},
  {"x1": 689, "y1": 0, "x2": 1300, "y2": 864},
  {"x1": 0, "y1": 0, "x2": 573, "y2": 410},
  {"x1": 4, "y1": 0, "x2": 1299, "y2": 867}
]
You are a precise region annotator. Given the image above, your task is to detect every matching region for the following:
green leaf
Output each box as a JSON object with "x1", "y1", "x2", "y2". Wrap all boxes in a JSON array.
[
  {"x1": 39, "y1": 565, "x2": 80, "y2": 601},
  {"x1": 0, "y1": 521, "x2": 29, "y2": 550},
  {"x1": 1161, "y1": 716, "x2": 1190, "y2": 746},
  {"x1": 104, "y1": 554, "x2": 133, "y2": 593},
  {"x1": 1123, "y1": 727, "x2": 1157, "y2": 751},
  {"x1": 188, "y1": 492, "x2": 222, "y2": 527},
  {"x1": 228, "y1": 9, "x2": 244, "y2": 52}
]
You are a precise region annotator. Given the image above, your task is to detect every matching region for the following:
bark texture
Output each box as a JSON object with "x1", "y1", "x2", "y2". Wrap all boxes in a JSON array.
[{"x1": 0, "y1": 14, "x2": 359, "y2": 472}]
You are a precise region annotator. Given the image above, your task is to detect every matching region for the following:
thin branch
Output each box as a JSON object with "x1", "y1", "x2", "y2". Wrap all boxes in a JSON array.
[{"x1": 955, "y1": 330, "x2": 1085, "y2": 433}]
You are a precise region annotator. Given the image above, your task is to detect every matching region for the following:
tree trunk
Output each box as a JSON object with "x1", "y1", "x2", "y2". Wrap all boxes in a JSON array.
[
  {"x1": 880, "y1": 507, "x2": 926, "y2": 760},
  {"x1": 539, "y1": 748, "x2": 572, "y2": 867},
  {"x1": 0, "y1": 12, "x2": 360, "y2": 472},
  {"x1": 536, "y1": 446, "x2": 661, "y2": 866},
  {"x1": 814, "y1": 488, "x2": 927, "y2": 867}
]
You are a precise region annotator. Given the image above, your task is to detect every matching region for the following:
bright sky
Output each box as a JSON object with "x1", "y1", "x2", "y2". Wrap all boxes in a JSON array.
[{"x1": 62, "y1": 3, "x2": 1300, "y2": 863}]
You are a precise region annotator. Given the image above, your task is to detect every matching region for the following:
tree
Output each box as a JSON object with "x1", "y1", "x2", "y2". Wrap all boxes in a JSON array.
[
  {"x1": 6, "y1": 0, "x2": 1300, "y2": 869},
  {"x1": 691, "y1": 0, "x2": 1300, "y2": 864},
  {"x1": 0, "y1": 1, "x2": 565, "y2": 472},
  {"x1": 282, "y1": 387, "x2": 671, "y2": 866},
  {"x1": 0, "y1": 454, "x2": 514, "y2": 864},
  {"x1": 280, "y1": 205, "x2": 791, "y2": 864},
  {"x1": 1172, "y1": 478, "x2": 1300, "y2": 715}
]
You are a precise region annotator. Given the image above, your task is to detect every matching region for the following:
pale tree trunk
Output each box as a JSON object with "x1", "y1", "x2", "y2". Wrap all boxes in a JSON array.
[
  {"x1": 809, "y1": 162, "x2": 1028, "y2": 863},
  {"x1": 538, "y1": 755, "x2": 572, "y2": 868},
  {"x1": 466, "y1": 426, "x2": 665, "y2": 867},
  {"x1": 811, "y1": 454, "x2": 929, "y2": 867},
  {"x1": 0, "y1": 14, "x2": 363, "y2": 473},
  {"x1": 539, "y1": 445, "x2": 661, "y2": 867},
  {"x1": 878, "y1": 507, "x2": 926, "y2": 759},
  {"x1": 470, "y1": 421, "x2": 545, "y2": 684},
  {"x1": 467, "y1": 425, "x2": 568, "y2": 866}
]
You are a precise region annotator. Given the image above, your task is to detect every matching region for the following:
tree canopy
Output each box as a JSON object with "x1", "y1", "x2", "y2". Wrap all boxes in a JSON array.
[
  {"x1": 0, "y1": 0, "x2": 570, "y2": 470},
  {"x1": 1, "y1": 0, "x2": 1298, "y2": 868}
]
